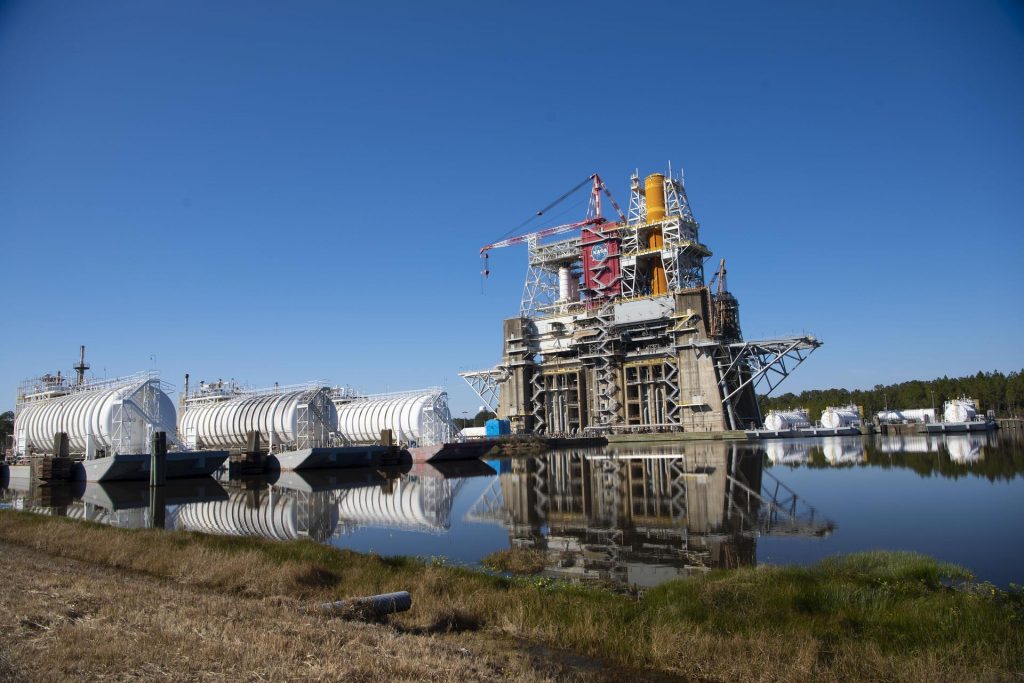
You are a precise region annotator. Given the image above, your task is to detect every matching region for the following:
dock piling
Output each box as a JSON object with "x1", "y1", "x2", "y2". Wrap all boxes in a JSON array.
[{"x1": 150, "y1": 432, "x2": 167, "y2": 487}]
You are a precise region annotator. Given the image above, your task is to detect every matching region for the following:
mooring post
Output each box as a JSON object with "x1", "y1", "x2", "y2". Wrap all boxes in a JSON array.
[
  {"x1": 52, "y1": 432, "x2": 70, "y2": 459},
  {"x1": 148, "y1": 485, "x2": 166, "y2": 529},
  {"x1": 150, "y1": 431, "x2": 167, "y2": 487}
]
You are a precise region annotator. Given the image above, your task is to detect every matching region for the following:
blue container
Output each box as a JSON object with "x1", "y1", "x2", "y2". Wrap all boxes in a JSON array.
[{"x1": 485, "y1": 418, "x2": 511, "y2": 437}]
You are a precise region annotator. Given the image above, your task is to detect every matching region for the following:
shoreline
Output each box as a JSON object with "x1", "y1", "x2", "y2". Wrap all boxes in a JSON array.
[{"x1": 0, "y1": 510, "x2": 1021, "y2": 681}]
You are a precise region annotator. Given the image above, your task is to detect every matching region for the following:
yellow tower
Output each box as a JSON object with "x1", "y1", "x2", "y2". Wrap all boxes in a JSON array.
[{"x1": 645, "y1": 173, "x2": 668, "y2": 295}]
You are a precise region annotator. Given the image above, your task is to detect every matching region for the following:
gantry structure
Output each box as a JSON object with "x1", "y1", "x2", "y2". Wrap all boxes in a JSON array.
[{"x1": 462, "y1": 167, "x2": 820, "y2": 434}]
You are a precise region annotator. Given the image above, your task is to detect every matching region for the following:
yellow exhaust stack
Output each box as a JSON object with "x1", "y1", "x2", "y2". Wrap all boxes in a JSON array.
[
  {"x1": 644, "y1": 173, "x2": 666, "y2": 222},
  {"x1": 645, "y1": 173, "x2": 668, "y2": 295}
]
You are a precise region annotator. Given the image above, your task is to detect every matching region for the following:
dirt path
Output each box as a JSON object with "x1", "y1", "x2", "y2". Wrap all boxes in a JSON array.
[{"x1": 0, "y1": 542, "x2": 628, "y2": 682}]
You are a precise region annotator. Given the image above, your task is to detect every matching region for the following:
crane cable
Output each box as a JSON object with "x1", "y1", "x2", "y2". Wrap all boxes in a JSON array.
[{"x1": 485, "y1": 175, "x2": 595, "y2": 245}]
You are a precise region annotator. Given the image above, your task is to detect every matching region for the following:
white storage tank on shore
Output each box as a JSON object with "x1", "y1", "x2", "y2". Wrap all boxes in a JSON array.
[
  {"x1": 943, "y1": 398, "x2": 978, "y2": 424},
  {"x1": 820, "y1": 405, "x2": 860, "y2": 429},
  {"x1": 179, "y1": 385, "x2": 337, "y2": 451},
  {"x1": 763, "y1": 409, "x2": 810, "y2": 431},
  {"x1": 333, "y1": 389, "x2": 455, "y2": 446},
  {"x1": 14, "y1": 374, "x2": 177, "y2": 456}
]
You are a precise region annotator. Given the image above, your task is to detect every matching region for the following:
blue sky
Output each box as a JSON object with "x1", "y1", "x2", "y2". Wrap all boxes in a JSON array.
[{"x1": 1, "y1": 0, "x2": 1021, "y2": 415}]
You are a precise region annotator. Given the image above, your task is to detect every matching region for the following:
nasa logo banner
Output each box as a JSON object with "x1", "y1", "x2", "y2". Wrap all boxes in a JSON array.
[{"x1": 591, "y1": 243, "x2": 608, "y2": 261}]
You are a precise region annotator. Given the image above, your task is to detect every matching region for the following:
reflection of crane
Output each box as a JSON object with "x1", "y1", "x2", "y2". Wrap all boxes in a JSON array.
[{"x1": 479, "y1": 174, "x2": 625, "y2": 279}]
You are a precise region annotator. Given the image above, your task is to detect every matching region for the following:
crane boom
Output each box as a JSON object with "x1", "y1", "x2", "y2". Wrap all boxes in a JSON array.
[{"x1": 478, "y1": 174, "x2": 625, "y2": 279}]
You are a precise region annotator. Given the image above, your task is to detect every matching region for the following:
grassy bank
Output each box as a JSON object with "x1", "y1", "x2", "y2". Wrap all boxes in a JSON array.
[{"x1": 1, "y1": 510, "x2": 1021, "y2": 681}]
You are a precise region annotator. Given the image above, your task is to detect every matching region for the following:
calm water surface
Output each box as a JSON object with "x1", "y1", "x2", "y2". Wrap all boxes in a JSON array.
[{"x1": 3, "y1": 432, "x2": 1022, "y2": 588}]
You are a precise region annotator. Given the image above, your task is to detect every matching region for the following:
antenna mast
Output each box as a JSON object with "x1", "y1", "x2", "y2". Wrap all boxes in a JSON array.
[{"x1": 74, "y1": 345, "x2": 90, "y2": 386}]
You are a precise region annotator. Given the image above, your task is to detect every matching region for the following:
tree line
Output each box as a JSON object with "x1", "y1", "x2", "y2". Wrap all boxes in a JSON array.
[{"x1": 760, "y1": 370, "x2": 1024, "y2": 422}]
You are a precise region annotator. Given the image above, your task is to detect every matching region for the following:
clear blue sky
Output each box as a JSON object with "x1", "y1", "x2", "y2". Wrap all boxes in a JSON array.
[{"x1": 1, "y1": 0, "x2": 1022, "y2": 415}]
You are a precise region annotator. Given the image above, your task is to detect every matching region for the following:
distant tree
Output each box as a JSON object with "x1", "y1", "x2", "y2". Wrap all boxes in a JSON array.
[
  {"x1": 0, "y1": 410, "x2": 13, "y2": 452},
  {"x1": 760, "y1": 369, "x2": 1023, "y2": 420},
  {"x1": 472, "y1": 409, "x2": 496, "y2": 427}
]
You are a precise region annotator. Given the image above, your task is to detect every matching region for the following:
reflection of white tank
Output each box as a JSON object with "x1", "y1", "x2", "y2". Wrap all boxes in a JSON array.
[
  {"x1": 179, "y1": 387, "x2": 337, "y2": 450},
  {"x1": 335, "y1": 477, "x2": 453, "y2": 530},
  {"x1": 876, "y1": 408, "x2": 935, "y2": 424},
  {"x1": 945, "y1": 435, "x2": 984, "y2": 464},
  {"x1": 333, "y1": 390, "x2": 453, "y2": 446},
  {"x1": 765, "y1": 440, "x2": 810, "y2": 465},
  {"x1": 879, "y1": 435, "x2": 937, "y2": 454},
  {"x1": 15, "y1": 375, "x2": 176, "y2": 455},
  {"x1": 764, "y1": 409, "x2": 810, "y2": 431},
  {"x1": 171, "y1": 491, "x2": 340, "y2": 541},
  {"x1": 943, "y1": 398, "x2": 978, "y2": 424},
  {"x1": 820, "y1": 406, "x2": 860, "y2": 429},
  {"x1": 822, "y1": 437, "x2": 865, "y2": 465}
]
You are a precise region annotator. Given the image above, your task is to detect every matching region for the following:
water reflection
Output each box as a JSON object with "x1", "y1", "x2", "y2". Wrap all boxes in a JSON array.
[
  {"x1": 467, "y1": 446, "x2": 831, "y2": 587},
  {"x1": 2, "y1": 432, "x2": 1022, "y2": 588}
]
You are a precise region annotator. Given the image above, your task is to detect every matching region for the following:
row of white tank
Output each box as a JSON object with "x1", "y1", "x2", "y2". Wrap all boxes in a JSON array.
[
  {"x1": 876, "y1": 399, "x2": 980, "y2": 425},
  {"x1": 14, "y1": 375, "x2": 457, "y2": 456},
  {"x1": 763, "y1": 405, "x2": 862, "y2": 431}
]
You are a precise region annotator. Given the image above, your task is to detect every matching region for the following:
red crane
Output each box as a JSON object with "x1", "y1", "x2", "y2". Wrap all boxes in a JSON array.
[{"x1": 479, "y1": 174, "x2": 625, "y2": 279}]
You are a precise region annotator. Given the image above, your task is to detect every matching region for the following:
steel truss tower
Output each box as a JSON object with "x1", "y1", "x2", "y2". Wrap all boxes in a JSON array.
[{"x1": 462, "y1": 166, "x2": 821, "y2": 435}]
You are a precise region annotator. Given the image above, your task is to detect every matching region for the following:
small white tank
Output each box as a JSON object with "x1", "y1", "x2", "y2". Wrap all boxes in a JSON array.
[
  {"x1": 820, "y1": 406, "x2": 860, "y2": 429},
  {"x1": 943, "y1": 399, "x2": 977, "y2": 424},
  {"x1": 764, "y1": 409, "x2": 810, "y2": 431}
]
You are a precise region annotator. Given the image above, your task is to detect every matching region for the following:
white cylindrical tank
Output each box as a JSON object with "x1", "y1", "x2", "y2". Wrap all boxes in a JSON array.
[
  {"x1": 820, "y1": 406, "x2": 860, "y2": 429},
  {"x1": 334, "y1": 391, "x2": 451, "y2": 445},
  {"x1": 944, "y1": 399, "x2": 977, "y2": 424},
  {"x1": 179, "y1": 388, "x2": 337, "y2": 450},
  {"x1": 557, "y1": 266, "x2": 578, "y2": 302},
  {"x1": 15, "y1": 378, "x2": 176, "y2": 455},
  {"x1": 764, "y1": 409, "x2": 810, "y2": 431},
  {"x1": 875, "y1": 408, "x2": 936, "y2": 424}
]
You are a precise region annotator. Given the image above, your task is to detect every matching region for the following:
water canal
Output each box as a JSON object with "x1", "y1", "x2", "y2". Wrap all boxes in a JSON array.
[{"x1": 2, "y1": 432, "x2": 1022, "y2": 588}]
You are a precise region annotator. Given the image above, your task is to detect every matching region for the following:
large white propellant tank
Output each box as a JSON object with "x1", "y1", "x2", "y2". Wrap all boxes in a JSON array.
[
  {"x1": 820, "y1": 405, "x2": 860, "y2": 429},
  {"x1": 943, "y1": 398, "x2": 978, "y2": 424},
  {"x1": 764, "y1": 409, "x2": 810, "y2": 431},
  {"x1": 179, "y1": 385, "x2": 337, "y2": 450},
  {"x1": 14, "y1": 374, "x2": 177, "y2": 456},
  {"x1": 875, "y1": 408, "x2": 936, "y2": 424},
  {"x1": 333, "y1": 389, "x2": 455, "y2": 446}
]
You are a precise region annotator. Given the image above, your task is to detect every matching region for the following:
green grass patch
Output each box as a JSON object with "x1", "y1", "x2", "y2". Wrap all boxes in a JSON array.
[{"x1": 1, "y1": 509, "x2": 1022, "y2": 680}]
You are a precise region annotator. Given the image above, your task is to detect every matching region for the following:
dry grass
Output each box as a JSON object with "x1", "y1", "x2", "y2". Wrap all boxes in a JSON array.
[
  {"x1": 482, "y1": 548, "x2": 548, "y2": 575},
  {"x1": 1, "y1": 510, "x2": 1022, "y2": 681}
]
